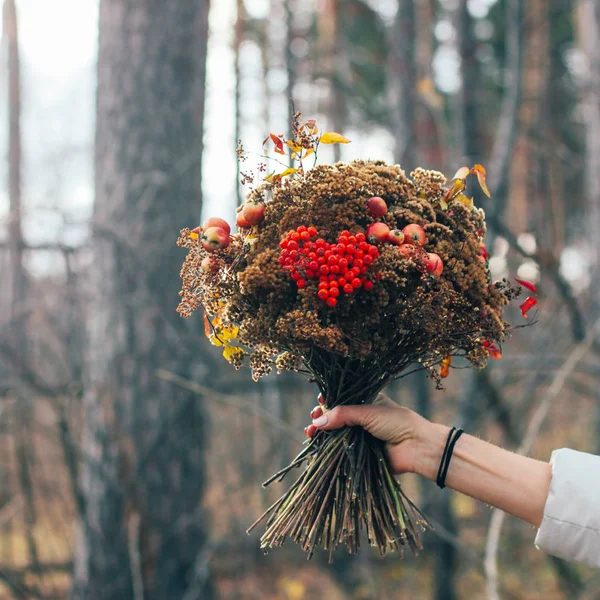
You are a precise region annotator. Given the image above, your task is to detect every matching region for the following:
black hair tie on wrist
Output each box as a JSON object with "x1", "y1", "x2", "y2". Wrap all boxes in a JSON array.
[{"x1": 436, "y1": 427, "x2": 464, "y2": 489}]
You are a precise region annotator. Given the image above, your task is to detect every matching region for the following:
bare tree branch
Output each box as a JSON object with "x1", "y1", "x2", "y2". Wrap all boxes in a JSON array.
[
  {"x1": 488, "y1": 216, "x2": 586, "y2": 341},
  {"x1": 484, "y1": 314, "x2": 600, "y2": 600},
  {"x1": 155, "y1": 368, "x2": 305, "y2": 442}
]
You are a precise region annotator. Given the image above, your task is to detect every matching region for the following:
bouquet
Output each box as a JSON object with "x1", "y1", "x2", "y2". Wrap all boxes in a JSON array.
[{"x1": 176, "y1": 113, "x2": 537, "y2": 561}]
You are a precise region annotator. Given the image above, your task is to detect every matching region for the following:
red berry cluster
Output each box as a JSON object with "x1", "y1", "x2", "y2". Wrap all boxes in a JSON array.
[{"x1": 279, "y1": 226, "x2": 379, "y2": 307}]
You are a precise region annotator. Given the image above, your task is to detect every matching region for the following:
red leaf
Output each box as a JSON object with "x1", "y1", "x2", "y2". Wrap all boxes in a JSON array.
[
  {"x1": 203, "y1": 312, "x2": 212, "y2": 338},
  {"x1": 269, "y1": 133, "x2": 286, "y2": 155},
  {"x1": 519, "y1": 296, "x2": 538, "y2": 318},
  {"x1": 515, "y1": 278, "x2": 537, "y2": 295},
  {"x1": 440, "y1": 356, "x2": 452, "y2": 378},
  {"x1": 483, "y1": 340, "x2": 502, "y2": 360}
]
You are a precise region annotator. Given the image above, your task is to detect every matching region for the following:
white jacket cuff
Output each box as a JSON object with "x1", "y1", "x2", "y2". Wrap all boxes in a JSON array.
[{"x1": 535, "y1": 448, "x2": 600, "y2": 568}]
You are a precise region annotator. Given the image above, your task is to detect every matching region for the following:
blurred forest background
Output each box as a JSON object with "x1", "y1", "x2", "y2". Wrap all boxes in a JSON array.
[{"x1": 1, "y1": 0, "x2": 600, "y2": 598}]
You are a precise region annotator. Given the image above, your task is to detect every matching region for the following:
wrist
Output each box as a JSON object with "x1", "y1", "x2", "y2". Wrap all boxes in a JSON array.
[{"x1": 413, "y1": 421, "x2": 452, "y2": 481}]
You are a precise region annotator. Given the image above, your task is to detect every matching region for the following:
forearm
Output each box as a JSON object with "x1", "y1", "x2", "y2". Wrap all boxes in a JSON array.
[{"x1": 415, "y1": 423, "x2": 552, "y2": 527}]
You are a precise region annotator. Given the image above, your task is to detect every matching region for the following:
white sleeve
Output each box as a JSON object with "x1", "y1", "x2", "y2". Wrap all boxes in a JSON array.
[{"x1": 535, "y1": 448, "x2": 600, "y2": 568}]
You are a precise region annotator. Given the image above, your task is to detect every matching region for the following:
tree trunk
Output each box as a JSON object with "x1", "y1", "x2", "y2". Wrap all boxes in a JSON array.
[
  {"x1": 578, "y1": 0, "x2": 600, "y2": 280},
  {"x1": 388, "y1": 0, "x2": 417, "y2": 168},
  {"x1": 455, "y1": 0, "x2": 481, "y2": 166},
  {"x1": 321, "y1": 0, "x2": 346, "y2": 163},
  {"x1": 2, "y1": 0, "x2": 24, "y2": 567},
  {"x1": 3, "y1": 0, "x2": 25, "y2": 333},
  {"x1": 73, "y1": 2, "x2": 213, "y2": 598},
  {"x1": 234, "y1": 0, "x2": 246, "y2": 208}
]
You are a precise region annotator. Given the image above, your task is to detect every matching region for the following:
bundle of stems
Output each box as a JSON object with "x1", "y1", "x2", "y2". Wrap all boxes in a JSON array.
[
  {"x1": 248, "y1": 351, "x2": 433, "y2": 561},
  {"x1": 248, "y1": 426, "x2": 430, "y2": 561}
]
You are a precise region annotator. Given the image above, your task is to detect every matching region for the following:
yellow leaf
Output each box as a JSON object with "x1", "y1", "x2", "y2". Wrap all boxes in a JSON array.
[
  {"x1": 189, "y1": 231, "x2": 199, "y2": 241},
  {"x1": 209, "y1": 334, "x2": 224, "y2": 347},
  {"x1": 452, "y1": 166, "x2": 471, "y2": 181},
  {"x1": 440, "y1": 199, "x2": 449, "y2": 211},
  {"x1": 320, "y1": 132, "x2": 351, "y2": 144},
  {"x1": 453, "y1": 193, "x2": 474, "y2": 209},
  {"x1": 442, "y1": 179, "x2": 465, "y2": 205},
  {"x1": 223, "y1": 346, "x2": 245, "y2": 362},
  {"x1": 265, "y1": 167, "x2": 297, "y2": 183},
  {"x1": 278, "y1": 167, "x2": 298, "y2": 179},
  {"x1": 286, "y1": 140, "x2": 302, "y2": 153},
  {"x1": 472, "y1": 164, "x2": 491, "y2": 197},
  {"x1": 302, "y1": 148, "x2": 314, "y2": 159},
  {"x1": 219, "y1": 326, "x2": 239, "y2": 343}
]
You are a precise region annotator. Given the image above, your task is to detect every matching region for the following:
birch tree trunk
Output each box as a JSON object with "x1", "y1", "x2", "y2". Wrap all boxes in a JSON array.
[
  {"x1": 578, "y1": 0, "x2": 600, "y2": 278},
  {"x1": 2, "y1": 0, "x2": 25, "y2": 567},
  {"x1": 73, "y1": 1, "x2": 213, "y2": 598},
  {"x1": 4, "y1": 0, "x2": 25, "y2": 332}
]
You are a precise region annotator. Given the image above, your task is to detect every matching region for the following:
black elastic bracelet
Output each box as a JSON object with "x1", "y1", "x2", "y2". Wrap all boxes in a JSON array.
[{"x1": 436, "y1": 427, "x2": 464, "y2": 489}]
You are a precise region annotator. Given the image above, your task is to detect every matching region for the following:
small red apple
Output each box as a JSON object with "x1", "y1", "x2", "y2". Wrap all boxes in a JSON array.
[
  {"x1": 421, "y1": 252, "x2": 443, "y2": 278},
  {"x1": 367, "y1": 222, "x2": 390, "y2": 243},
  {"x1": 201, "y1": 226, "x2": 230, "y2": 252},
  {"x1": 424, "y1": 252, "x2": 443, "y2": 277},
  {"x1": 236, "y1": 211, "x2": 251, "y2": 228},
  {"x1": 367, "y1": 196, "x2": 387, "y2": 218},
  {"x1": 202, "y1": 217, "x2": 231, "y2": 234},
  {"x1": 402, "y1": 223, "x2": 426, "y2": 246},
  {"x1": 387, "y1": 229, "x2": 405, "y2": 246},
  {"x1": 201, "y1": 256, "x2": 219, "y2": 273},
  {"x1": 432, "y1": 261, "x2": 443, "y2": 278},
  {"x1": 399, "y1": 243, "x2": 420, "y2": 258},
  {"x1": 242, "y1": 201, "x2": 266, "y2": 225}
]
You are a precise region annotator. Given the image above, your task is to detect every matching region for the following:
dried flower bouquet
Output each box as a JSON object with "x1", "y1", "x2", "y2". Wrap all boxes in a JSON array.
[{"x1": 176, "y1": 114, "x2": 537, "y2": 561}]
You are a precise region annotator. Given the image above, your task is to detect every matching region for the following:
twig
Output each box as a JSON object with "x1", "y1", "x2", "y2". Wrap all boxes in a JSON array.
[
  {"x1": 128, "y1": 512, "x2": 144, "y2": 600},
  {"x1": 182, "y1": 545, "x2": 214, "y2": 600},
  {"x1": 156, "y1": 368, "x2": 305, "y2": 442},
  {"x1": 488, "y1": 216, "x2": 585, "y2": 341},
  {"x1": 484, "y1": 314, "x2": 600, "y2": 600}
]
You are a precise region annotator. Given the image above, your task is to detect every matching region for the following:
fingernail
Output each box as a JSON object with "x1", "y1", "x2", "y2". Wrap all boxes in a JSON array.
[{"x1": 312, "y1": 415, "x2": 328, "y2": 427}]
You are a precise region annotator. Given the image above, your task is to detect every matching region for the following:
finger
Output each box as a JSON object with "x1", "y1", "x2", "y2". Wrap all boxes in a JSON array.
[
  {"x1": 310, "y1": 405, "x2": 323, "y2": 419},
  {"x1": 305, "y1": 424, "x2": 317, "y2": 438},
  {"x1": 317, "y1": 393, "x2": 325, "y2": 406},
  {"x1": 312, "y1": 405, "x2": 380, "y2": 431}
]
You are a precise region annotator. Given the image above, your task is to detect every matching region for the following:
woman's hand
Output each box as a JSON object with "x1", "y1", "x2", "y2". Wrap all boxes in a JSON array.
[
  {"x1": 306, "y1": 394, "x2": 432, "y2": 475},
  {"x1": 306, "y1": 393, "x2": 552, "y2": 528}
]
